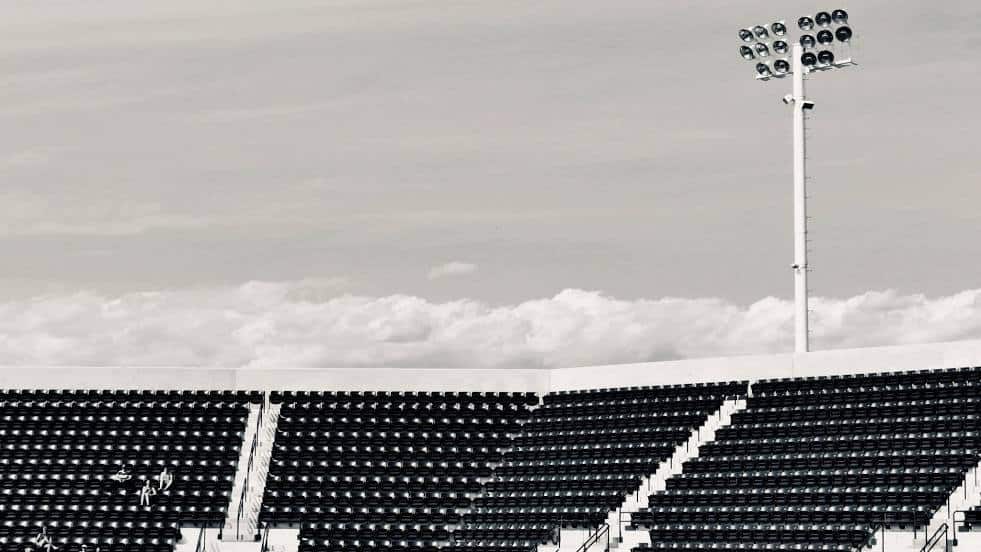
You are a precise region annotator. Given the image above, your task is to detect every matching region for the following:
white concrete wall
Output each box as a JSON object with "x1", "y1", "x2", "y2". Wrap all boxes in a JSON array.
[
  {"x1": 0, "y1": 365, "x2": 551, "y2": 394},
  {"x1": 2, "y1": 339, "x2": 981, "y2": 394},
  {"x1": 548, "y1": 339, "x2": 981, "y2": 392}
]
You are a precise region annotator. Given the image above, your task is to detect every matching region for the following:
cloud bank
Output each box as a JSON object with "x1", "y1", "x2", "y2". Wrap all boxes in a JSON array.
[{"x1": 0, "y1": 283, "x2": 979, "y2": 369}]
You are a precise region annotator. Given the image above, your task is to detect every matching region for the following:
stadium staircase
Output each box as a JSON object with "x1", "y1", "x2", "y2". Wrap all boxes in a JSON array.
[
  {"x1": 608, "y1": 396, "x2": 748, "y2": 552},
  {"x1": 224, "y1": 395, "x2": 281, "y2": 543}
]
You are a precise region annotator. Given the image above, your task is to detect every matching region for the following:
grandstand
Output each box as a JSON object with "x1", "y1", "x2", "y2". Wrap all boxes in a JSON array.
[{"x1": 3, "y1": 339, "x2": 981, "y2": 552}]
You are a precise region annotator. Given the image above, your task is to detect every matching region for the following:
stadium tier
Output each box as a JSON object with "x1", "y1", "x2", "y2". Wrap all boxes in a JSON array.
[
  {"x1": 0, "y1": 390, "x2": 260, "y2": 552},
  {"x1": 260, "y1": 391, "x2": 539, "y2": 552},
  {"x1": 3, "y1": 341, "x2": 981, "y2": 552},
  {"x1": 630, "y1": 367, "x2": 981, "y2": 551},
  {"x1": 448, "y1": 381, "x2": 747, "y2": 552}
]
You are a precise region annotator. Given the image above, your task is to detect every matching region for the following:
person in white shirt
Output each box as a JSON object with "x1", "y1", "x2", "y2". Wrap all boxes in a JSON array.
[
  {"x1": 157, "y1": 467, "x2": 174, "y2": 491},
  {"x1": 32, "y1": 527, "x2": 57, "y2": 552},
  {"x1": 139, "y1": 479, "x2": 157, "y2": 507},
  {"x1": 109, "y1": 465, "x2": 131, "y2": 484}
]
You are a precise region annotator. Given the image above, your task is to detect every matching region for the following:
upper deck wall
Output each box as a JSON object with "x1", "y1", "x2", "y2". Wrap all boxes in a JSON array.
[
  {"x1": 548, "y1": 339, "x2": 981, "y2": 391},
  {"x1": 2, "y1": 339, "x2": 980, "y2": 394}
]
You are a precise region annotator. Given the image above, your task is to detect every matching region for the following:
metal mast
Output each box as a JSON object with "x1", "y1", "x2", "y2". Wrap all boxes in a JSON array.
[
  {"x1": 735, "y1": 10, "x2": 855, "y2": 354},
  {"x1": 791, "y1": 42, "x2": 809, "y2": 353}
]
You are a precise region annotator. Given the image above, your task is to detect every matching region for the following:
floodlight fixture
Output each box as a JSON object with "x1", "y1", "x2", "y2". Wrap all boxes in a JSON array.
[
  {"x1": 731, "y1": 10, "x2": 859, "y2": 355},
  {"x1": 817, "y1": 50, "x2": 835, "y2": 65}
]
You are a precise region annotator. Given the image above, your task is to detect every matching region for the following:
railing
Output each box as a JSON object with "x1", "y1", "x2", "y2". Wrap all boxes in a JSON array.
[
  {"x1": 236, "y1": 398, "x2": 267, "y2": 539},
  {"x1": 952, "y1": 509, "x2": 975, "y2": 547},
  {"x1": 575, "y1": 523, "x2": 610, "y2": 552},
  {"x1": 920, "y1": 522, "x2": 948, "y2": 552},
  {"x1": 260, "y1": 524, "x2": 271, "y2": 552},
  {"x1": 194, "y1": 527, "x2": 206, "y2": 552}
]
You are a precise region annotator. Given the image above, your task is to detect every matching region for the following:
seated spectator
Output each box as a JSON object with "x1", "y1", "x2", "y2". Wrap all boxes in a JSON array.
[
  {"x1": 157, "y1": 467, "x2": 174, "y2": 491},
  {"x1": 139, "y1": 479, "x2": 157, "y2": 507},
  {"x1": 109, "y1": 465, "x2": 131, "y2": 483},
  {"x1": 32, "y1": 527, "x2": 57, "y2": 552}
]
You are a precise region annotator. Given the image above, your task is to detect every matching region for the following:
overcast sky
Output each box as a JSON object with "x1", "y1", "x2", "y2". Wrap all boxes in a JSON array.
[{"x1": 1, "y1": 1, "x2": 979, "y2": 366}]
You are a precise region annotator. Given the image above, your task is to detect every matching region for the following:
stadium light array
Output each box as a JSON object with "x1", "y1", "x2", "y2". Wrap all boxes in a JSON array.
[{"x1": 733, "y1": 9, "x2": 858, "y2": 354}]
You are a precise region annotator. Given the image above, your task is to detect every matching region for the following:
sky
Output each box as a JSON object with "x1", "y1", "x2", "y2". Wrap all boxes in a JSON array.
[{"x1": 0, "y1": 0, "x2": 979, "y2": 367}]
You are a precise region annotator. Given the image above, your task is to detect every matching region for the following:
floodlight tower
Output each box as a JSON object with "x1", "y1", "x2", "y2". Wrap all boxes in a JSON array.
[{"x1": 736, "y1": 9, "x2": 856, "y2": 353}]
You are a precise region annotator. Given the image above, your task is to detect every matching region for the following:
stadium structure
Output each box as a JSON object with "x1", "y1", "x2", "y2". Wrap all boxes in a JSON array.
[
  {"x1": 3, "y1": 7, "x2": 976, "y2": 552},
  {"x1": 3, "y1": 339, "x2": 981, "y2": 552}
]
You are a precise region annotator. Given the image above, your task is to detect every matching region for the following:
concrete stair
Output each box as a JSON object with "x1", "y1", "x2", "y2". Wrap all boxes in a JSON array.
[
  {"x1": 607, "y1": 397, "x2": 749, "y2": 552},
  {"x1": 223, "y1": 398, "x2": 281, "y2": 542}
]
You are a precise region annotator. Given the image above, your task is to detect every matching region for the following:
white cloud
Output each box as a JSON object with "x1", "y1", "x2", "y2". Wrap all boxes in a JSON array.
[
  {"x1": 0, "y1": 284, "x2": 979, "y2": 369},
  {"x1": 428, "y1": 262, "x2": 478, "y2": 280}
]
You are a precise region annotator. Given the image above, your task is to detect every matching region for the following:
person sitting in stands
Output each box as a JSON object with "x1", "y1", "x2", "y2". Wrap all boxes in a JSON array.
[
  {"x1": 32, "y1": 527, "x2": 57, "y2": 552},
  {"x1": 139, "y1": 479, "x2": 157, "y2": 507},
  {"x1": 157, "y1": 467, "x2": 174, "y2": 491},
  {"x1": 109, "y1": 465, "x2": 131, "y2": 483}
]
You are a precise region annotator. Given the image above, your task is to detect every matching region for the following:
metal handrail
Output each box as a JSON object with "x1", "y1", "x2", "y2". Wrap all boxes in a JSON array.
[
  {"x1": 260, "y1": 524, "x2": 271, "y2": 552},
  {"x1": 920, "y1": 522, "x2": 948, "y2": 552},
  {"x1": 574, "y1": 523, "x2": 610, "y2": 552},
  {"x1": 194, "y1": 527, "x2": 206, "y2": 552},
  {"x1": 951, "y1": 509, "x2": 974, "y2": 545},
  {"x1": 236, "y1": 399, "x2": 267, "y2": 539}
]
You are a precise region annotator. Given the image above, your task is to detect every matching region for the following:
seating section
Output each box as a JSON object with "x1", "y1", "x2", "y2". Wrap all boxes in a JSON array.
[
  {"x1": 5, "y1": 367, "x2": 980, "y2": 552},
  {"x1": 631, "y1": 367, "x2": 981, "y2": 552},
  {"x1": 261, "y1": 391, "x2": 538, "y2": 552},
  {"x1": 448, "y1": 381, "x2": 747, "y2": 552},
  {"x1": 0, "y1": 389, "x2": 257, "y2": 552}
]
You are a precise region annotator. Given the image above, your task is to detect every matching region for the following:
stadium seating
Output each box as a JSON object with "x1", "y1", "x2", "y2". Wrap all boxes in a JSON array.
[
  {"x1": 0, "y1": 389, "x2": 258, "y2": 552},
  {"x1": 261, "y1": 391, "x2": 538, "y2": 552},
  {"x1": 630, "y1": 367, "x2": 981, "y2": 551},
  {"x1": 448, "y1": 381, "x2": 747, "y2": 552}
]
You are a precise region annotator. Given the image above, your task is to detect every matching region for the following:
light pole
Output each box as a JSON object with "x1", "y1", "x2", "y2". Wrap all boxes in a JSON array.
[{"x1": 736, "y1": 10, "x2": 856, "y2": 353}]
